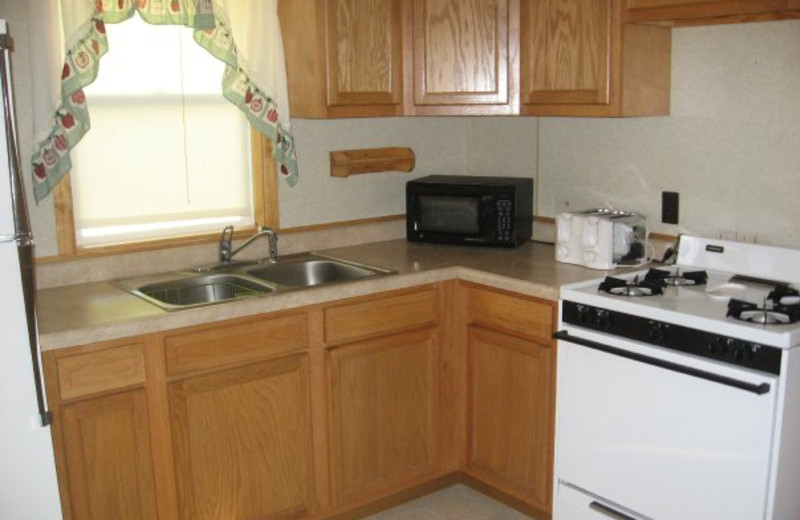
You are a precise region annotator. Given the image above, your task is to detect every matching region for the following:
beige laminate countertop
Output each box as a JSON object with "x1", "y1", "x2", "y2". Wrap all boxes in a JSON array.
[{"x1": 37, "y1": 239, "x2": 611, "y2": 351}]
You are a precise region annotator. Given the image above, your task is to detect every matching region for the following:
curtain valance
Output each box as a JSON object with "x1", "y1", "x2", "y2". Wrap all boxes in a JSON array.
[{"x1": 29, "y1": 0, "x2": 297, "y2": 203}]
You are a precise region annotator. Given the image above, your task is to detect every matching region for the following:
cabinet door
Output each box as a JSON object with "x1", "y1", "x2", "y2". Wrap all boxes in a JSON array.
[
  {"x1": 326, "y1": 0, "x2": 405, "y2": 110},
  {"x1": 60, "y1": 390, "x2": 158, "y2": 520},
  {"x1": 412, "y1": 0, "x2": 513, "y2": 109},
  {"x1": 521, "y1": 0, "x2": 612, "y2": 108},
  {"x1": 328, "y1": 328, "x2": 440, "y2": 504},
  {"x1": 467, "y1": 325, "x2": 555, "y2": 510},
  {"x1": 169, "y1": 355, "x2": 313, "y2": 520}
]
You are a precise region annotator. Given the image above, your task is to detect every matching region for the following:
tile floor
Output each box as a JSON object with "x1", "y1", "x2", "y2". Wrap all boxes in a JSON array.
[{"x1": 361, "y1": 485, "x2": 532, "y2": 520}]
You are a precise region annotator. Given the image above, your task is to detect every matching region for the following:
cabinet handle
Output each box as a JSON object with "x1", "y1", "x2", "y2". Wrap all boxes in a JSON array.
[{"x1": 589, "y1": 501, "x2": 637, "y2": 520}]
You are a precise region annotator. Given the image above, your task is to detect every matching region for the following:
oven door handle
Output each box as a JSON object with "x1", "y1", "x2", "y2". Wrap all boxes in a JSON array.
[{"x1": 553, "y1": 330, "x2": 772, "y2": 395}]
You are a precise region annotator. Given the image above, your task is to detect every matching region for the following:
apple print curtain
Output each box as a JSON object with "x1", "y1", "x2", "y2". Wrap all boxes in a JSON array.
[{"x1": 28, "y1": 0, "x2": 297, "y2": 204}]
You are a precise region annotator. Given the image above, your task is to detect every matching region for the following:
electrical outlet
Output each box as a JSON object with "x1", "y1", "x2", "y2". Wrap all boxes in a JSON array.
[{"x1": 662, "y1": 192, "x2": 679, "y2": 225}]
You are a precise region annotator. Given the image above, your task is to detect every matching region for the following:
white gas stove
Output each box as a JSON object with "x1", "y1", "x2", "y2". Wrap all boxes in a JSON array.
[{"x1": 552, "y1": 236, "x2": 800, "y2": 520}]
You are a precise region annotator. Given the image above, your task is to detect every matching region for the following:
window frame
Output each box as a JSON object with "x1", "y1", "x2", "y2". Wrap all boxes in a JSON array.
[{"x1": 52, "y1": 129, "x2": 279, "y2": 259}]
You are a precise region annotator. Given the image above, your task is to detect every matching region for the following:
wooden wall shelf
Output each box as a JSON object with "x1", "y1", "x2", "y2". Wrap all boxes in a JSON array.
[{"x1": 330, "y1": 147, "x2": 416, "y2": 178}]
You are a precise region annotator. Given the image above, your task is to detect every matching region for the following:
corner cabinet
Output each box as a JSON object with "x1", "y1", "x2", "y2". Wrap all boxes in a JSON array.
[
  {"x1": 520, "y1": 0, "x2": 671, "y2": 117},
  {"x1": 323, "y1": 288, "x2": 443, "y2": 505},
  {"x1": 462, "y1": 283, "x2": 557, "y2": 512}
]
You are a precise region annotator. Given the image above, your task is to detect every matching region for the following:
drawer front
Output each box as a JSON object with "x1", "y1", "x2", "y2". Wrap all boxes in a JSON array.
[
  {"x1": 324, "y1": 288, "x2": 439, "y2": 345},
  {"x1": 468, "y1": 287, "x2": 554, "y2": 342},
  {"x1": 57, "y1": 342, "x2": 146, "y2": 401},
  {"x1": 165, "y1": 312, "x2": 308, "y2": 376}
]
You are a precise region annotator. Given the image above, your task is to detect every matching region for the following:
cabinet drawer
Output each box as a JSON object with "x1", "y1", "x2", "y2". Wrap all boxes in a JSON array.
[
  {"x1": 57, "y1": 342, "x2": 146, "y2": 401},
  {"x1": 165, "y1": 312, "x2": 308, "y2": 376},
  {"x1": 324, "y1": 288, "x2": 439, "y2": 345},
  {"x1": 468, "y1": 286, "x2": 554, "y2": 342}
]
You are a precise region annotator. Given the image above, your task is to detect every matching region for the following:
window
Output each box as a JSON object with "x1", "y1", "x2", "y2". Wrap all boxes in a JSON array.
[{"x1": 59, "y1": 16, "x2": 274, "y2": 251}]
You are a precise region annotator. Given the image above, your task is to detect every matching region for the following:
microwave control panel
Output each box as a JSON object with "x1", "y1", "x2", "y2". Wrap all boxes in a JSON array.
[{"x1": 497, "y1": 199, "x2": 513, "y2": 242}]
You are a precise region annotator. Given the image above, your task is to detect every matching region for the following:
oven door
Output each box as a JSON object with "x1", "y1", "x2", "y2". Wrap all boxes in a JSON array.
[{"x1": 553, "y1": 328, "x2": 779, "y2": 520}]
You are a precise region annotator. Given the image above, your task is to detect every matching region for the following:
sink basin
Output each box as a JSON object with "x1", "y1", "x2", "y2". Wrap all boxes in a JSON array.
[
  {"x1": 116, "y1": 253, "x2": 393, "y2": 310},
  {"x1": 245, "y1": 255, "x2": 390, "y2": 288},
  {"x1": 128, "y1": 274, "x2": 274, "y2": 310}
]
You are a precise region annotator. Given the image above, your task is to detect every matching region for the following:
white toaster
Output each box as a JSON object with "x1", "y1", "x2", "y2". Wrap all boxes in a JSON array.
[
  {"x1": 555, "y1": 209, "x2": 611, "y2": 265},
  {"x1": 582, "y1": 211, "x2": 648, "y2": 270}
]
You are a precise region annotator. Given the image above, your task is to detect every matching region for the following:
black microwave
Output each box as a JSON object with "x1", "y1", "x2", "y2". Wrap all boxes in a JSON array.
[{"x1": 406, "y1": 175, "x2": 533, "y2": 248}]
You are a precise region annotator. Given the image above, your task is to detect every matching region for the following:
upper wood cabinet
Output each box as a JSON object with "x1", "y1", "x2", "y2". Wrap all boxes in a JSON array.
[
  {"x1": 326, "y1": 0, "x2": 405, "y2": 112},
  {"x1": 411, "y1": 0, "x2": 519, "y2": 115},
  {"x1": 520, "y1": 0, "x2": 672, "y2": 116},
  {"x1": 280, "y1": 0, "x2": 519, "y2": 117},
  {"x1": 626, "y1": 0, "x2": 800, "y2": 25}
]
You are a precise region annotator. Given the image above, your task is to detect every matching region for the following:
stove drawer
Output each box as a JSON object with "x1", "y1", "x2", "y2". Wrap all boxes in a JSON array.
[
  {"x1": 555, "y1": 333, "x2": 779, "y2": 520},
  {"x1": 554, "y1": 482, "x2": 648, "y2": 520}
]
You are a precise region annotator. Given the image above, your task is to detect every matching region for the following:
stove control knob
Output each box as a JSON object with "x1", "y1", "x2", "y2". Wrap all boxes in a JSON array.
[
  {"x1": 707, "y1": 337, "x2": 730, "y2": 356},
  {"x1": 596, "y1": 310, "x2": 611, "y2": 330},
  {"x1": 648, "y1": 322, "x2": 667, "y2": 343},
  {"x1": 732, "y1": 342, "x2": 754, "y2": 363},
  {"x1": 577, "y1": 305, "x2": 593, "y2": 325}
]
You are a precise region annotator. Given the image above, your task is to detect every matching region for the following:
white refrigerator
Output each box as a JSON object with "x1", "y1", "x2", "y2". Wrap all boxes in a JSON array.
[{"x1": 0, "y1": 19, "x2": 64, "y2": 519}]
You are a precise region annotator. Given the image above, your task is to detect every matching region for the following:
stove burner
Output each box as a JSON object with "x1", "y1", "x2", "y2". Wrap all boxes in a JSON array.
[
  {"x1": 739, "y1": 310, "x2": 792, "y2": 325},
  {"x1": 768, "y1": 285, "x2": 800, "y2": 306},
  {"x1": 727, "y1": 298, "x2": 800, "y2": 325},
  {"x1": 645, "y1": 268, "x2": 708, "y2": 286},
  {"x1": 599, "y1": 276, "x2": 665, "y2": 297}
]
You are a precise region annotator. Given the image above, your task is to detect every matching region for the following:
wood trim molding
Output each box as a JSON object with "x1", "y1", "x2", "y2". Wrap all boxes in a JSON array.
[
  {"x1": 251, "y1": 129, "x2": 280, "y2": 228},
  {"x1": 46, "y1": 129, "x2": 280, "y2": 264},
  {"x1": 52, "y1": 174, "x2": 77, "y2": 257}
]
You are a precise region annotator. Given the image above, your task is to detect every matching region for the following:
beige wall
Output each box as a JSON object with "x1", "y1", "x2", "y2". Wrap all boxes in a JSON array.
[
  {"x1": 539, "y1": 20, "x2": 800, "y2": 249},
  {"x1": 281, "y1": 117, "x2": 538, "y2": 228},
  {"x1": 3, "y1": 0, "x2": 799, "y2": 257}
]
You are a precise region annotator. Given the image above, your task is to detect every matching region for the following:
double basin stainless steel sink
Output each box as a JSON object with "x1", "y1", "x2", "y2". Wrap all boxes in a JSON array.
[{"x1": 114, "y1": 253, "x2": 394, "y2": 311}]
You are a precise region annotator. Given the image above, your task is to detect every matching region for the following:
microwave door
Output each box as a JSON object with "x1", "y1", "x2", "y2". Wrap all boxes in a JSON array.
[{"x1": 417, "y1": 195, "x2": 481, "y2": 235}]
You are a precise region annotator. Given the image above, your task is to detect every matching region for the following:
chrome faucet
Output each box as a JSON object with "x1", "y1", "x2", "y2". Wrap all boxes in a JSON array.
[{"x1": 219, "y1": 225, "x2": 278, "y2": 263}]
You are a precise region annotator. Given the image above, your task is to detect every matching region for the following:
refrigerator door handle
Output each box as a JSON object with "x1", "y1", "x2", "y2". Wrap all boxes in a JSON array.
[
  {"x1": 17, "y1": 240, "x2": 52, "y2": 426},
  {"x1": 1, "y1": 31, "x2": 31, "y2": 241}
]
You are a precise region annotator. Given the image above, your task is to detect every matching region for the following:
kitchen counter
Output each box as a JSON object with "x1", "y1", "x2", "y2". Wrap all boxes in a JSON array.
[{"x1": 37, "y1": 239, "x2": 610, "y2": 351}]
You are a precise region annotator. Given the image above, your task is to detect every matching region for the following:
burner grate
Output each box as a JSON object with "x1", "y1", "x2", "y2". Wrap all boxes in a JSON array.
[
  {"x1": 645, "y1": 268, "x2": 708, "y2": 286},
  {"x1": 599, "y1": 275, "x2": 665, "y2": 297},
  {"x1": 727, "y1": 298, "x2": 800, "y2": 325}
]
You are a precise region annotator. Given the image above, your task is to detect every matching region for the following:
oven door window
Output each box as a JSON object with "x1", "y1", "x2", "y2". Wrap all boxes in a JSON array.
[
  {"x1": 555, "y1": 338, "x2": 778, "y2": 520},
  {"x1": 417, "y1": 195, "x2": 480, "y2": 234}
]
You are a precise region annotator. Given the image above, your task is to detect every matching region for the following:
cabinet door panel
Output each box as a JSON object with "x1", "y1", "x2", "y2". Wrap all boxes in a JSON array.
[
  {"x1": 329, "y1": 328, "x2": 439, "y2": 504},
  {"x1": 468, "y1": 325, "x2": 554, "y2": 509},
  {"x1": 521, "y1": 0, "x2": 611, "y2": 105},
  {"x1": 61, "y1": 390, "x2": 157, "y2": 520},
  {"x1": 413, "y1": 0, "x2": 510, "y2": 105},
  {"x1": 327, "y1": 0, "x2": 404, "y2": 107},
  {"x1": 169, "y1": 355, "x2": 313, "y2": 520}
]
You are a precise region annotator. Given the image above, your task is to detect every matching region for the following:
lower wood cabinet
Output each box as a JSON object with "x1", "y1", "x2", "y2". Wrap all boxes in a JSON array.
[
  {"x1": 60, "y1": 389, "x2": 158, "y2": 520},
  {"x1": 463, "y1": 284, "x2": 557, "y2": 512},
  {"x1": 168, "y1": 354, "x2": 314, "y2": 520},
  {"x1": 467, "y1": 326, "x2": 554, "y2": 508},
  {"x1": 327, "y1": 328, "x2": 440, "y2": 504},
  {"x1": 44, "y1": 282, "x2": 558, "y2": 519}
]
